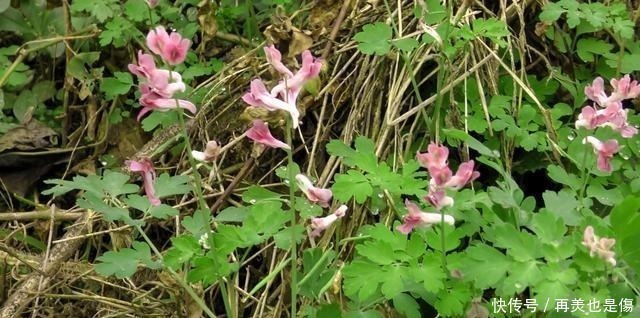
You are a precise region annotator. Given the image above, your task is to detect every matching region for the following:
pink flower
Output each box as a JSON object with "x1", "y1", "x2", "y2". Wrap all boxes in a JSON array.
[
  {"x1": 126, "y1": 158, "x2": 161, "y2": 206},
  {"x1": 583, "y1": 136, "x2": 619, "y2": 172},
  {"x1": 145, "y1": 0, "x2": 159, "y2": 8},
  {"x1": 585, "y1": 77, "x2": 610, "y2": 106},
  {"x1": 416, "y1": 143, "x2": 449, "y2": 170},
  {"x1": 246, "y1": 120, "x2": 290, "y2": 150},
  {"x1": 310, "y1": 205, "x2": 347, "y2": 237},
  {"x1": 270, "y1": 50, "x2": 322, "y2": 97},
  {"x1": 137, "y1": 84, "x2": 196, "y2": 121},
  {"x1": 128, "y1": 51, "x2": 157, "y2": 79},
  {"x1": 295, "y1": 174, "x2": 333, "y2": 208},
  {"x1": 242, "y1": 79, "x2": 300, "y2": 127},
  {"x1": 192, "y1": 141, "x2": 220, "y2": 162},
  {"x1": 264, "y1": 45, "x2": 294, "y2": 77},
  {"x1": 610, "y1": 75, "x2": 640, "y2": 101},
  {"x1": 575, "y1": 102, "x2": 637, "y2": 138},
  {"x1": 443, "y1": 161, "x2": 480, "y2": 190},
  {"x1": 425, "y1": 188, "x2": 454, "y2": 210},
  {"x1": 397, "y1": 200, "x2": 454, "y2": 234},
  {"x1": 582, "y1": 226, "x2": 616, "y2": 266},
  {"x1": 146, "y1": 26, "x2": 190, "y2": 65}
]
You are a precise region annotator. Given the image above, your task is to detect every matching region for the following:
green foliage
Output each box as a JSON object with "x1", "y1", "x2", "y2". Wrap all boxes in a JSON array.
[
  {"x1": 327, "y1": 137, "x2": 425, "y2": 204},
  {"x1": 95, "y1": 241, "x2": 161, "y2": 278},
  {"x1": 353, "y1": 23, "x2": 393, "y2": 56}
]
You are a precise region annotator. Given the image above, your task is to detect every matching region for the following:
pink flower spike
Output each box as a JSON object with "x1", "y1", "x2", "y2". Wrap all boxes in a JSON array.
[
  {"x1": 443, "y1": 160, "x2": 480, "y2": 190},
  {"x1": 310, "y1": 205, "x2": 348, "y2": 237},
  {"x1": 128, "y1": 51, "x2": 157, "y2": 79},
  {"x1": 585, "y1": 77, "x2": 610, "y2": 106},
  {"x1": 126, "y1": 158, "x2": 161, "y2": 206},
  {"x1": 582, "y1": 226, "x2": 616, "y2": 266},
  {"x1": 145, "y1": 0, "x2": 159, "y2": 8},
  {"x1": 192, "y1": 141, "x2": 220, "y2": 162},
  {"x1": 397, "y1": 200, "x2": 454, "y2": 234},
  {"x1": 246, "y1": 120, "x2": 290, "y2": 150},
  {"x1": 416, "y1": 143, "x2": 449, "y2": 170},
  {"x1": 611, "y1": 75, "x2": 640, "y2": 100},
  {"x1": 264, "y1": 45, "x2": 294, "y2": 77},
  {"x1": 583, "y1": 136, "x2": 619, "y2": 173},
  {"x1": 295, "y1": 174, "x2": 333, "y2": 208}
]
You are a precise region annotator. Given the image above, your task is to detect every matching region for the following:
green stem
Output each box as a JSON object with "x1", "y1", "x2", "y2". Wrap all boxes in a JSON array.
[
  {"x1": 579, "y1": 139, "x2": 590, "y2": 200},
  {"x1": 440, "y1": 209, "x2": 447, "y2": 273},
  {"x1": 285, "y1": 117, "x2": 298, "y2": 317},
  {"x1": 176, "y1": 108, "x2": 209, "y2": 211},
  {"x1": 135, "y1": 225, "x2": 217, "y2": 318}
]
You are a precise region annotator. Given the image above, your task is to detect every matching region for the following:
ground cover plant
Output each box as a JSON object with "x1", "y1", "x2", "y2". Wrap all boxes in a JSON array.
[{"x1": 0, "y1": 0, "x2": 639, "y2": 317}]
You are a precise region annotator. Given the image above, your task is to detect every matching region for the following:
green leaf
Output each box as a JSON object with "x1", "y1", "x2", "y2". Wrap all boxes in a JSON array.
[
  {"x1": 102, "y1": 170, "x2": 139, "y2": 197},
  {"x1": 443, "y1": 128, "x2": 500, "y2": 158},
  {"x1": 164, "y1": 235, "x2": 202, "y2": 269},
  {"x1": 12, "y1": 90, "x2": 37, "y2": 122},
  {"x1": 154, "y1": 173, "x2": 192, "y2": 198},
  {"x1": 392, "y1": 38, "x2": 419, "y2": 52},
  {"x1": 242, "y1": 185, "x2": 282, "y2": 203},
  {"x1": 149, "y1": 204, "x2": 178, "y2": 219},
  {"x1": 472, "y1": 18, "x2": 509, "y2": 47},
  {"x1": 542, "y1": 189, "x2": 580, "y2": 226},
  {"x1": 500, "y1": 260, "x2": 542, "y2": 296},
  {"x1": 576, "y1": 38, "x2": 613, "y2": 62},
  {"x1": 95, "y1": 242, "x2": 159, "y2": 278},
  {"x1": 123, "y1": 0, "x2": 148, "y2": 22},
  {"x1": 71, "y1": 0, "x2": 118, "y2": 22},
  {"x1": 610, "y1": 196, "x2": 640, "y2": 274},
  {"x1": 529, "y1": 211, "x2": 566, "y2": 245},
  {"x1": 95, "y1": 249, "x2": 139, "y2": 278},
  {"x1": 434, "y1": 287, "x2": 470, "y2": 317},
  {"x1": 356, "y1": 240, "x2": 396, "y2": 265},
  {"x1": 0, "y1": 0, "x2": 10, "y2": 13},
  {"x1": 353, "y1": 23, "x2": 392, "y2": 55},
  {"x1": 182, "y1": 209, "x2": 211, "y2": 237},
  {"x1": 215, "y1": 206, "x2": 249, "y2": 222},
  {"x1": 343, "y1": 260, "x2": 384, "y2": 301},
  {"x1": 587, "y1": 183, "x2": 623, "y2": 206},
  {"x1": 273, "y1": 225, "x2": 305, "y2": 250},
  {"x1": 316, "y1": 304, "x2": 342, "y2": 318},
  {"x1": 485, "y1": 223, "x2": 542, "y2": 262},
  {"x1": 539, "y1": 2, "x2": 564, "y2": 22},
  {"x1": 332, "y1": 170, "x2": 373, "y2": 204},
  {"x1": 101, "y1": 72, "x2": 133, "y2": 100},
  {"x1": 547, "y1": 165, "x2": 581, "y2": 191},
  {"x1": 423, "y1": 0, "x2": 446, "y2": 24},
  {"x1": 300, "y1": 248, "x2": 337, "y2": 299},
  {"x1": 411, "y1": 253, "x2": 445, "y2": 293},
  {"x1": 460, "y1": 244, "x2": 511, "y2": 288}
]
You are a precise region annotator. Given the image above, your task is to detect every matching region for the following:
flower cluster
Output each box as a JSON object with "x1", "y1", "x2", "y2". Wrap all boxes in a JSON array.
[
  {"x1": 128, "y1": 27, "x2": 195, "y2": 121},
  {"x1": 577, "y1": 75, "x2": 640, "y2": 172},
  {"x1": 582, "y1": 226, "x2": 616, "y2": 266},
  {"x1": 125, "y1": 26, "x2": 194, "y2": 205},
  {"x1": 243, "y1": 45, "x2": 321, "y2": 149},
  {"x1": 397, "y1": 143, "x2": 479, "y2": 234}
]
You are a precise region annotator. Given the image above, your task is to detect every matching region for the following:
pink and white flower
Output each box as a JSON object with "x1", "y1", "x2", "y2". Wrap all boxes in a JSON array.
[
  {"x1": 310, "y1": 205, "x2": 348, "y2": 237},
  {"x1": 246, "y1": 120, "x2": 290, "y2": 150},
  {"x1": 610, "y1": 74, "x2": 640, "y2": 101},
  {"x1": 397, "y1": 200, "x2": 454, "y2": 234},
  {"x1": 145, "y1": 0, "x2": 159, "y2": 8},
  {"x1": 192, "y1": 141, "x2": 220, "y2": 162},
  {"x1": 137, "y1": 84, "x2": 196, "y2": 121},
  {"x1": 126, "y1": 158, "x2": 160, "y2": 206},
  {"x1": 295, "y1": 174, "x2": 332, "y2": 208},
  {"x1": 582, "y1": 226, "x2": 616, "y2": 266},
  {"x1": 583, "y1": 136, "x2": 619, "y2": 173},
  {"x1": 242, "y1": 79, "x2": 300, "y2": 127},
  {"x1": 264, "y1": 45, "x2": 294, "y2": 77}
]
